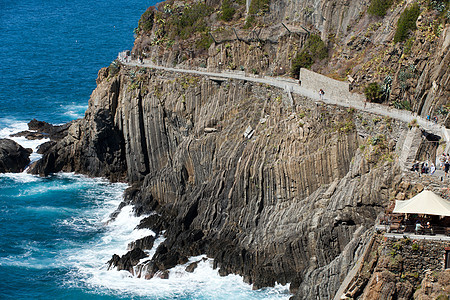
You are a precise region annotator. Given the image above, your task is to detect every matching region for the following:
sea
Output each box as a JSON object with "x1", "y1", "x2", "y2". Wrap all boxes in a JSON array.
[{"x1": 0, "y1": 1, "x2": 290, "y2": 299}]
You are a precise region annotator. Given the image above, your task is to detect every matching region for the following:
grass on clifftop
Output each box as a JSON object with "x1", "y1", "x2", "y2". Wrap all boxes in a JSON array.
[
  {"x1": 148, "y1": 2, "x2": 215, "y2": 50},
  {"x1": 138, "y1": 7, "x2": 155, "y2": 33},
  {"x1": 221, "y1": 0, "x2": 236, "y2": 22}
]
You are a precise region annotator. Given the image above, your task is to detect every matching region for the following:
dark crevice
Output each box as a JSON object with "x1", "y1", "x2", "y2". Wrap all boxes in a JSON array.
[{"x1": 137, "y1": 93, "x2": 150, "y2": 176}]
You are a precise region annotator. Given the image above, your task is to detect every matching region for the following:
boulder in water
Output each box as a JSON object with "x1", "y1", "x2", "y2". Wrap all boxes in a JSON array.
[{"x1": 0, "y1": 138, "x2": 32, "y2": 173}]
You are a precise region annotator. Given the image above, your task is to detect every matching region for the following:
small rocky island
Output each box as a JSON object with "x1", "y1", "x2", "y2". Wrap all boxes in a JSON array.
[{"x1": 27, "y1": 0, "x2": 450, "y2": 299}]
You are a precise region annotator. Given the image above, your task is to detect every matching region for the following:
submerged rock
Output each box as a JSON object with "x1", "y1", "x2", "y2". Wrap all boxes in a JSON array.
[
  {"x1": 185, "y1": 261, "x2": 198, "y2": 273},
  {"x1": 0, "y1": 138, "x2": 32, "y2": 173}
]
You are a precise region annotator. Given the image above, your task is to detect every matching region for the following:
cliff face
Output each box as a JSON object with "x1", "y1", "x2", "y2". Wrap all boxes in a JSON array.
[
  {"x1": 32, "y1": 69, "x2": 126, "y2": 181},
  {"x1": 31, "y1": 63, "x2": 409, "y2": 298}
]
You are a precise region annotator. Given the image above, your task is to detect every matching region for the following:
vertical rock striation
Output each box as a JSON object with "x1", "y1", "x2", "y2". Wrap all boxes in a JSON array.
[{"x1": 31, "y1": 64, "x2": 406, "y2": 298}]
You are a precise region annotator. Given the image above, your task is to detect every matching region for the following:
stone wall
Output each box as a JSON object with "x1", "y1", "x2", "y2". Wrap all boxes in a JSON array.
[
  {"x1": 340, "y1": 234, "x2": 450, "y2": 299},
  {"x1": 383, "y1": 238, "x2": 449, "y2": 275},
  {"x1": 359, "y1": 237, "x2": 450, "y2": 299},
  {"x1": 299, "y1": 68, "x2": 365, "y2": 103}
]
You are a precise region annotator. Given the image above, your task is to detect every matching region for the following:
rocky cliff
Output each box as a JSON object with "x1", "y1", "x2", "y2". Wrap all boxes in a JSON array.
[
  {"x1": 31, "y1": 62, "x2": 412, "y2": 298},
  {"x1": 30, "y1": 0, "x2": 449, "y2": 298}
]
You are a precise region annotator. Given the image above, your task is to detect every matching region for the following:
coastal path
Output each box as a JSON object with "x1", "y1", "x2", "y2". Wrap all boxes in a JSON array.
[{"x1": 121, "y1": 59, "x2": 450, "y2": 152}]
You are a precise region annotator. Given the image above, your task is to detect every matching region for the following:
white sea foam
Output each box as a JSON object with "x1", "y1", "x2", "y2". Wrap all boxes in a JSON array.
[
  {"x1": 62, "y1": 200, "x2": 291, "y2": 299},
  {"x1": 0, "y1": 172, "x2": 41, "y2": 183},
  {"x1": 62, "y1": 104, "x2": 87, "y2": 119},
  {"x1": 74, "y1": 254, "x2": 290, "y2": 299},
  {"x1": 23, "y1": 205, "x2": 80, "y2": 214}
]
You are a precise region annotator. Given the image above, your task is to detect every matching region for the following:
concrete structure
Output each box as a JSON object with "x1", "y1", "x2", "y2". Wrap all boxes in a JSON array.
[{"x1": 299, "y1": 68, "x2": 365, "y2": 103}]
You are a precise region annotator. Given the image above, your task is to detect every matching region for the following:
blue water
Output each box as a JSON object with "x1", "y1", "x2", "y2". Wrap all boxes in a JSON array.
[{"x1": 0, "y1": 1, "x2": 290, "y2": 299}]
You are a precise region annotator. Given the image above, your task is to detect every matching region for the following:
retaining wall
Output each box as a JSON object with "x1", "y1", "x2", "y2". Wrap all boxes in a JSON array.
[{"x1": 299, "y1": 68, "x2": 365, "y2": 103}]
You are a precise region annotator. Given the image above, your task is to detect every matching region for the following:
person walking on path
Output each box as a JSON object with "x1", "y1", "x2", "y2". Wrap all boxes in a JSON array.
[
  {"x1": 430, "y1": 162, "x2": 435, "y2": 175},
  {"x1": 319, "y1": 89, "x2": 325, "y2": 100}
]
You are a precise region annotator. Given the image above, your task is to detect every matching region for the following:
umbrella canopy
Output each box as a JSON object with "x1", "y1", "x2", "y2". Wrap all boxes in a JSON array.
[{"x1": 393, "y1": 190, "x2": 450, "y2": 217}]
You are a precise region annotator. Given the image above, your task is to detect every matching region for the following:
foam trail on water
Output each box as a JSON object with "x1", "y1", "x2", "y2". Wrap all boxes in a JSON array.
[
  {"x1": 62, "y1": 103, "x2": 87, "y2": 119},
  {"x1": 0, "y1": 172, "x2": 41, "y2": 183}
]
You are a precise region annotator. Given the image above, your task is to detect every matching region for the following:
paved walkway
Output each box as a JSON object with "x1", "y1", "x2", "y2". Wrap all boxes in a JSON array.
[
  {"x1": 121, "y1": 58, "x2": 450, "y2": 151},
  {"x1": 384, "y1": 232, "x2": 450, "y2": 241}
]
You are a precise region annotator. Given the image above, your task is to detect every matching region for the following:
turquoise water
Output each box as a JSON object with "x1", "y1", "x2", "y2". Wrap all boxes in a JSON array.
[{"x1": 0, "y1": 1, "x2": 290, "y2": 299}]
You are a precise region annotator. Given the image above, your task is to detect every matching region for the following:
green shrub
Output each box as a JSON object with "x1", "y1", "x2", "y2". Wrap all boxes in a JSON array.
[
  {"x1": 248, "y1": 0, "x2": 270, "y2": 15},
  {"x1": 291, "y1": 34, "x2": 327, "y2": 77},
  {"x1": 364, "y1": 82, "x2": 383, "y2": 103},
  {"x1": 403, "y1": 37, "x2": 415, "y2": 55},
  {"x1": 108, "y1": 60, "x2": 120, "y2": 77},
  {"x1": 196, "y1": 32, "x2": 213, "y2": 51},
  {"x1": 165, "y1": 3, "x2": 213, "y2": 39},
  {"x1": 394, "y1": 3, "x2": 421, "y2": 43},
  {"x1": 221, "y1": 0, "x2": 236, "y2": 21},
  {"x1": 306, "y1": 35, "x2": 328, "y2": 59},
  {"x1": 138, "y1": 7, "x2": 155, "y2": 33},
  {"x1": 244, "y1": 15, "x2": 255, "y2": 28},
  {"x1": 368, "y1": 0, "x2": 394, "y2": 17},
  {"x1": 291, "y1": 51, "x2": 313, "y2": 76}
]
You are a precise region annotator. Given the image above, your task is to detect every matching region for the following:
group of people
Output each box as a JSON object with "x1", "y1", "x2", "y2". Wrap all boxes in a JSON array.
[
  {"x1": 426, "y1": 114, "x2": 439, "y2": 124},
  {"x1": 411, "y1": 154, "x2": 450, "y2": 177},
  {"x1": 117, "y1": 51, "x2": 145, "y2": 64},
  {"x1": 415, "y1": 220, "x2": 433, "y2": 235},
  {"x1": 318, "y1": 89, "x2": 325, "y2": 100},
  {"x1": 438, "y1": 153, "x2": 450, "y2": 176},
  {"x1": 411, "y1": 160, "x2": 436, "y2": 175}
]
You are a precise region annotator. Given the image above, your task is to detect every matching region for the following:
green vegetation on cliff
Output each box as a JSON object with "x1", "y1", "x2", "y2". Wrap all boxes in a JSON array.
[
  {"x1": 138, "y1": 8, "x2": 155, "y2": 33},
  {"x1": 368, "y1": 0, "x2": 394, "y2": 17},
  {"x1": 291, "y1": 35, "x2": 328, "y2": 77},
  {"x1": 394, "y1": 3, "x2": 421, "y2": 42},
  {"x1": 221, "y1": 0, "x2": 236, "y2": 22},
  {"x1": 364, "y1": 82, "x2": 383, "y2": 103},
  {"x1": 168, "y1": 3, "x2": 213, "y2": 39},
  {"x1": 245, "y1": 0, "x2": 271, "y2": 28}
]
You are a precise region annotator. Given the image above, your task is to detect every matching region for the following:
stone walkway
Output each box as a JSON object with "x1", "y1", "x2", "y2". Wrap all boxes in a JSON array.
[
  {"x1": 384, "y1": 232, "x2": 450, "y2": 241},
  {"x1": 121, "y1": 58, "x2": 450, "y2": 152}
]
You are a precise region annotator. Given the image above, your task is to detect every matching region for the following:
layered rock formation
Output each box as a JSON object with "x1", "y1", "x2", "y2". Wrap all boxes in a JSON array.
[
  {"x1": 31, "y1": 63, "x2": 411, "y2": 298},
  {"x1": 0, "y1": 138, "x2": 32, "y2": 173}
]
